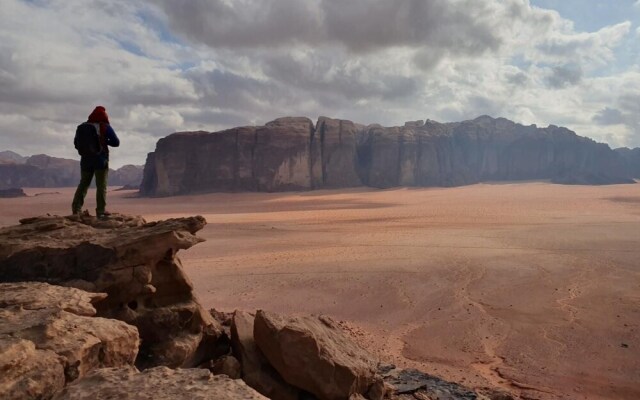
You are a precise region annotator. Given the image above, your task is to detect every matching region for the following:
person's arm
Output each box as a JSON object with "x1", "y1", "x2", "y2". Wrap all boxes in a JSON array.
[{"x1": 106, "y1": 125, "x2": 120, "y2": 147}]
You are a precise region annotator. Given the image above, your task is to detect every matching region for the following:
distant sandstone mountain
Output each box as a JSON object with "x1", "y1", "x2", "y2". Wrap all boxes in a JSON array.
[
  {"x1": 0, "y1": 153, "x2": 143, "y2": 190},
  {"x1": 139, "y1": 116, "x2": 636, "y2": 197},
  {"x1": 0, "y1": 150, "x2": 27, "y2": 164},
  {"x1": 615, "y1": 147, "x2": 640, "y2": 178}
]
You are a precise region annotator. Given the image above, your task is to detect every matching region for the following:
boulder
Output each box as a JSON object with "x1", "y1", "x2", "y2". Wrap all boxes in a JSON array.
[
  {"x1": 55, "y1": 366, "x2": 268, "y2": 400},
  {"x1": 0, "y1": 282, "x2": 139, "y2": 398},
  {"x1": 0, "y1": 214, "x2": 225, "y2": 369},
  {"x1": 0, "y1": 337, "x2": 65, "y2": 400},
  {"x1": 230, "y1": 310, "x2": 299, "y2": 400},
  {"x1": 253, "y1": 310, "x2": 384, "y2": 400}
]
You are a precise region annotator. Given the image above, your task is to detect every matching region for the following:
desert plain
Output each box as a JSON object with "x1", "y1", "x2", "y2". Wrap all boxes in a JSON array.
[{"x1": 1, "y1": 182, "x2": 639, "y2": 400}]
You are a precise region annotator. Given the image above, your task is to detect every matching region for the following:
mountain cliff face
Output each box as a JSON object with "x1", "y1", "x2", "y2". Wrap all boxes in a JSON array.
[
  {"x1": 140, "y1": 116, "x2": 634, "y2": 196},
  {"x1": 0, "y1": 153, "x2": 143, "y2": 190},
  {"x1": 615, "y1": 147, "x2": 640, "y2": 178}
]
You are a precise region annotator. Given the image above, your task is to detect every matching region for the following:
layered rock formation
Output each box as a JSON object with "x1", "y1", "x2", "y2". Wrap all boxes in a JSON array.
[
  {"x1": 0, "y1": 213, "x2": 224, "y2": 369},
  {"x1": 0, "y1": 152, "x2": 143, "y2": 189},
  {"x1": 140, "y1": 116, "x2": 634, "y2": 196}
]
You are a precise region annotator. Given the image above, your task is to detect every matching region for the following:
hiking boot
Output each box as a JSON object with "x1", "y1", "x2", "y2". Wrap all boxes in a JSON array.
[{"x1": 97, "y1": 211, "x2": 111, "y2": 220}]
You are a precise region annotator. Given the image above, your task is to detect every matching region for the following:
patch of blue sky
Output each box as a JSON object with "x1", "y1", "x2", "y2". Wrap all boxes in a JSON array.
[
  {"x1": 135, "y1": 8, "x2": 185, "y2": 47},
  {"x1": 531, "y1": 0, "x2": 639, "y2": 73},
  {"x1": 114, "y1": 38, "x2": 146, "y2": 57},
  {"x1": 530, "y1": 0, "x2": 639, "y2": 32},
  {"x1": 173, "y1": 61, "x2": 198, "y2": 72},
  {"x1": 510, "y1": 54, "x2": 534, "y2": 70}
]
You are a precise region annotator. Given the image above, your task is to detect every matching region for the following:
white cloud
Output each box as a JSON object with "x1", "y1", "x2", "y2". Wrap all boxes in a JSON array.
[{"x1": 0, "y1": 0, "x2": 638, "y2": 168}]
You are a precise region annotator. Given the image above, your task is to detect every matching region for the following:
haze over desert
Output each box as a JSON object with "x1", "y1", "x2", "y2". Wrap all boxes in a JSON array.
[{"x1": 2, "y1": 182, "x2": 638, "y2": 399}]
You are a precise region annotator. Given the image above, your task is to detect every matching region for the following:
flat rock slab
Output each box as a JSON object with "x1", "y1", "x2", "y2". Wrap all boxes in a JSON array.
[
  {"x1": 0, "y1": 281, "x2": 106, "y2": 316},
  {"x1": 55, "y1": 366, "x2": 268, "y2": 400},
  {"x1": 254, "y1": 310, "x2": 384, "y2": 400}
]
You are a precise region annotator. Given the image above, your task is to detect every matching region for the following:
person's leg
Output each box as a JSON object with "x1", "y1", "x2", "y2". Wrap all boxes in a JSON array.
[
  {"x1": 71, "y1": 169, "x2": 94, "y2": 214},
  {"x1": 95, "y1": 168, "x2": 109, "y2": 216}
]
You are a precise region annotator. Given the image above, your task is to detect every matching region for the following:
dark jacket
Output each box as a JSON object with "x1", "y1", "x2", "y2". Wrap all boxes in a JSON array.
[{"x1": 76, "y1": 123, "x2": 120, "y2": 170}]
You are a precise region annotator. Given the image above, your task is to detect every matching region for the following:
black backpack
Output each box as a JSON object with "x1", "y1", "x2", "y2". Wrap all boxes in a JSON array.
[{"x1": 74, "y1": 123, "x2": 101, "y2": 157}]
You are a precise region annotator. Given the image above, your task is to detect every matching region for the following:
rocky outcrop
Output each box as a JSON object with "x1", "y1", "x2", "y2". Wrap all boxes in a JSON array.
[
  {"x1": 0, "y1": 214, "x2": 224, "y2": 369},
  {"x1": 0, "y1": 152, "x2": 143, "y2": 189},
  {"x1": 0, "y1": 282, "x2": 139, "y2": 399},
  {"x1": 254, "y1": 310, "x2": 384, "y2": 400},
  {"x1": 615, "y1": 147, "x2": 640, "y2": 178},
  {"x1": 56, "y1": 366, "x2": 268, "y2": 400},
  {"x1": 140, "y1": 116, "x2": 634, "y2": 196}
]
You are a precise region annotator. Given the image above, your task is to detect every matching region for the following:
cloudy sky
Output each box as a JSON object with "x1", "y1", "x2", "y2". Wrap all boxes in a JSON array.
[{"x1": 1, "y1": 0, "x2": 639, "y2": 167}]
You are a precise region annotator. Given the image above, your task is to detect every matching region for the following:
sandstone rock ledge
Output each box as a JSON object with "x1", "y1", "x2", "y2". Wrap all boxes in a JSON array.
[{"x1": 0, "y1": 213, "x2": 224, "y2": 369}]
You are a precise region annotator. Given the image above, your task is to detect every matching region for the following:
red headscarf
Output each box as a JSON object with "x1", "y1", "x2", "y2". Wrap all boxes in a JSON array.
[
  {"x1": 88, "y1": 106, "x2": 110, "y2": 124},
  {"x1": 87, "y1": 106, "x2": 110, "y2": 153}
]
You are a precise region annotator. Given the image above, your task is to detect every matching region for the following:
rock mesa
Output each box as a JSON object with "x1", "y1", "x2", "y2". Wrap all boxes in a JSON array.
[{"x1": 140, "y1": 115, "x2": 634, "y2": 196}]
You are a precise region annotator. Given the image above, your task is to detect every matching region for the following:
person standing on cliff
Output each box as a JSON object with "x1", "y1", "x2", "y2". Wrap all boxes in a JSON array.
[{"x1": 71, "y1": 106, "x2": 120, "y2": 219}]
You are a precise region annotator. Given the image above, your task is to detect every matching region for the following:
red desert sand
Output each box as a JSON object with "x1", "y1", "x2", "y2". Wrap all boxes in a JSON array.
[{"x1": 2, "y1": 182, "x2": 639, "y2": 399}]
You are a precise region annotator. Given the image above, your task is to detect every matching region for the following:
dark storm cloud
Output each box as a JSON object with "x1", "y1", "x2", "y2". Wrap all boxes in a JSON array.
[
  {"x1": 617, "y1": 93, "x2": 640, "y2": 146},
  {"x1": 545, "y1": 64, "x2": 583, "y2": 88},
  {"x1": 153, "y1": 0, "x2": 502, "y2": 54},
  {"x1": 505, "y1": 70, "x2": 529, "y2": 86},
  {"x1": 592, "y1": 107, "x2": 624, "y2": 126},
  {"x1": 112, "y1": 80, "x2": 197, "y2": 106},
  {"x1": 593, "y1": 94, "x2": 640, "y2": 146},
  {"x1": 258, "y1": 52, "x2": 420, "y2": 101},
  {"x1": 186, "y1": 68, "x2": 284, "y2": 113}
]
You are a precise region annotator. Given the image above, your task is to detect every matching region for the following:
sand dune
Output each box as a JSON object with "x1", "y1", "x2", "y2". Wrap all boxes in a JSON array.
[{"x1": 2, "y1": 182, "x2": 639, "y2": 399}]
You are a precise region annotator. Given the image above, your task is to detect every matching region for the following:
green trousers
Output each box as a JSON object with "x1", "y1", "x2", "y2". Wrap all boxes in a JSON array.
[{"x1": 71, "y1": 168, "x2": 109, "y2": 215}]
